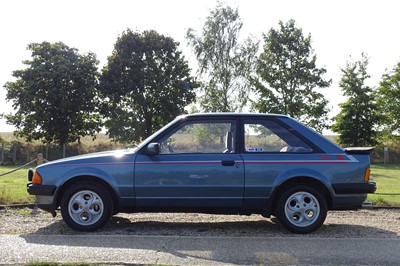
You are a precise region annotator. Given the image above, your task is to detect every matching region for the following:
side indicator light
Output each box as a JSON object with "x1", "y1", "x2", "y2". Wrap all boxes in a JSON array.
[{"x1": 32, "y1": 172, "x2": 43, "y2": 185}]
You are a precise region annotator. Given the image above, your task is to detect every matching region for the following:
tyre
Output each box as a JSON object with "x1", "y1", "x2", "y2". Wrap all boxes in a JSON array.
[
  {"x1": 275, "y1": 185, "x2": 327, "y2": 234},
  {"x1": 60, "y1": 182, "x2": 113, "y2": 232}
]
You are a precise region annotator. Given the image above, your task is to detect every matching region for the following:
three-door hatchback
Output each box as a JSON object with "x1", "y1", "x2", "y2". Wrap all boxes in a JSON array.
[{"x1": 27, "y1": 113, "x2": 376, "y2": 233}]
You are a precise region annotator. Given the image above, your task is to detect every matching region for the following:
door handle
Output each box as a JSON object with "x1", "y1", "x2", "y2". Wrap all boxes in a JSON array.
[{"x1": 221, "y1": 160, "x2": 235, "y2": 166}]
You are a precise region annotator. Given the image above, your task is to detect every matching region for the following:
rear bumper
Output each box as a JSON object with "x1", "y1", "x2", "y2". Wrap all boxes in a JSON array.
[
  {"x1": 330, "y1": 182, "x2": 376, "y2": 211},
  {"x1": 332, "y1": 182, "x2": 377, "y2": 194}
]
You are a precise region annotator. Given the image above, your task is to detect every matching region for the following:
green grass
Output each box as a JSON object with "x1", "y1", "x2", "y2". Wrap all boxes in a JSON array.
[
  {"x1": 1, "y1": 164, "x2": 399, "y2": 206},
  {"x1": 367, "y1": 164, "x2": 400, "y2": 206},
  {"x1": 0, "y1": 166, "x2": 35, "y2": 205}
]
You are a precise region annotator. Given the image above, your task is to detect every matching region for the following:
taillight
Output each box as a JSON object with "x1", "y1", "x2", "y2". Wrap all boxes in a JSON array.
[
  {"x1": 364, "y1": 168, "x2": 371, "y2": 182},
  {"x1": 32, "y1": 171, "x2": 43, "y2": 185}
]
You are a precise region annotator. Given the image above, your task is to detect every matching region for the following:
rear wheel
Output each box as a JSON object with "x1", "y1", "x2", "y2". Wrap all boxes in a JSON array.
[
  {"x1": 276, "y1": 185, "x2": 327, "y2": 234},
  {"x1": 60, "y1": 182, "x2": 113, "y2": 232}
]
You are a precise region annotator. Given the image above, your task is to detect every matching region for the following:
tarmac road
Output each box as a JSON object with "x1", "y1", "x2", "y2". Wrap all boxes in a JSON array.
[{"x1": 1, "y1": 234, "x2": 400, "y2": 265}]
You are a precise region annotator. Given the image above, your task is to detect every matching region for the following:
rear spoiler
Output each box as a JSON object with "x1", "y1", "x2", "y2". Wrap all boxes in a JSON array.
[{"x1": 344, "y1": 147, "x2": 375, "y2": 155}]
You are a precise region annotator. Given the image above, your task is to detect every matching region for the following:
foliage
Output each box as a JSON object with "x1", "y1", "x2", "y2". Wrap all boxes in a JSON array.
[
  {"x1": 192, "y1": 123, "x2": 228, "y2": 148},
  {"x1": 193, "y1": 124, "x2": 213, "y2": 147},
  {"x1": 332, "y1": 54, "x2": 380, "y2": 147},
  {"x1": 99, "y1": 29, "x2": 197, "y2": 143},
  {"x1": 186, "y1": 2, "x2": 258, "y2": 112},
  {"x1": 376, "y1": 61, "x2": 400, "y2": 139},
  {"x1": 253, "y1": 20, "x2": 330, "y2": 132},
  {"x1": 4, "y1": 42, "x2": 102, "y2": 145}
]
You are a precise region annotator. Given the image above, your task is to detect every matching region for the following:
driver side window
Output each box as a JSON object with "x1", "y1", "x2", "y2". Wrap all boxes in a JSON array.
[{"x1": 159, "y1": 121, "x2": 236, "y2": 154}]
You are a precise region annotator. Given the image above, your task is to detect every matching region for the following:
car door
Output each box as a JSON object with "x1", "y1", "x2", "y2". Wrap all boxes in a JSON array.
[{"x1": 134, "y1": 119, "x2": 244, "y2": 208}]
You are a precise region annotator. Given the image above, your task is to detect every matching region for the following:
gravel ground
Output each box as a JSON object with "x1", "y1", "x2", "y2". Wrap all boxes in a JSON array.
[{"x1": 0, "y1": 207, "x2": 399, "y2": 238}]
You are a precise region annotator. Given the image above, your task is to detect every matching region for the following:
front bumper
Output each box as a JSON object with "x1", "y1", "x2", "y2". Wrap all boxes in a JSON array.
[
  {"x1": 27, "y1": 183, "x2": 56, "y2": 196},
  {"x1": 27, "y1": 183, "x2": 57, "y2": 216}
]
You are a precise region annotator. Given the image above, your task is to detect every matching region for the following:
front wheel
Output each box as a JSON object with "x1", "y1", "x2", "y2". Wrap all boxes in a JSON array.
[
  {"x1": 275, "y1": 185, "x2": 327, "y2": 234},
  {"x1": 60, "y1": 182, "x2": 113, "y2": 232}
]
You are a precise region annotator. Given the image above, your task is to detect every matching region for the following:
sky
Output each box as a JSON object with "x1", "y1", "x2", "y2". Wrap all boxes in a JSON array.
[{"x1": 1, "y1": 0, "x2": 400, "y2": 133}]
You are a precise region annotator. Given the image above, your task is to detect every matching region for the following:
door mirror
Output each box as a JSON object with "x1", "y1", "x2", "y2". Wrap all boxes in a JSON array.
[{"x1": 146, "y1": 143, "x2": 160, "y2": 156}]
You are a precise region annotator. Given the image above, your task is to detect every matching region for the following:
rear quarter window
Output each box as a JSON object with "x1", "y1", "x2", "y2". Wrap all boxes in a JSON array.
[{"x1": 244, "y1": 120, "x2": 313, "y2": 153}]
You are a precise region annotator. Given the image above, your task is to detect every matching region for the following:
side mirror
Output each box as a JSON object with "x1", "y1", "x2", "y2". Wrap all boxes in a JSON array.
[{"x1": 146, "y1": 143, "x2": 160, "y2": 156}]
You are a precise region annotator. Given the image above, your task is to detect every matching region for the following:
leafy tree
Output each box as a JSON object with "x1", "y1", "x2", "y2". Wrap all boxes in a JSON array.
[
  {"x1": 99, "y1": 29, "x2": 197, "y2": 143},
  {"x1": 376, "y1": 61, "x2": 400, "y2": 139},
  {"x1": 186, "y1": 2, "x2": 258, "y2": 112},
  {"x1": 332, "y1": 54, "x2": 380, "y2": 147},
  {"x1": 253, "y1": 19, "x2": 330, "y2": 132},
  {"x1": 4, "y1": 42, "x2": 101, "y2": 145}
]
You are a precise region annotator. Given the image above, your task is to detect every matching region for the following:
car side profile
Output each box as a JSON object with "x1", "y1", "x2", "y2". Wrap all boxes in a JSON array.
[{"x1": 27, "y1": 113, "x2": 376, "y2": 233}]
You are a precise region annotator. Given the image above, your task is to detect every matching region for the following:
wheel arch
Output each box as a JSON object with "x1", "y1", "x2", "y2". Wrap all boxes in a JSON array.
[
  {"x1": 270, "y1": 176, "x2": 333, "y2": 215},
  {"x1": 55, "y1": 175, "x2": 120, "y2": 214}
]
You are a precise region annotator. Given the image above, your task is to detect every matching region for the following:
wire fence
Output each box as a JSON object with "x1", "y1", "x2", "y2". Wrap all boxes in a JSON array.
[
  {"x1": 1, "y1": 141, "x2": 400, "y2": 165},
  {"x1": 0, "y1": 154, "x2": 51, "y2": 205},
  {"x1": 0, "y1": 159, "x2": 38, "y2": 177},
  {"x1": 0, "y1": 141, "x2": 125, "y2": 165}
]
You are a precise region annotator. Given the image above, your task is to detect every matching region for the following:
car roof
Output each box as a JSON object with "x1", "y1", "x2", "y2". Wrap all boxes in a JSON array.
[{"x1": 178, "y1": 113, "x2": 289, "y2": 119}]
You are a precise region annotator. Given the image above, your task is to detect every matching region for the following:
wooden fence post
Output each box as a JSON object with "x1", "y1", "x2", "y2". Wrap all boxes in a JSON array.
[
  {"x1": 12, "y1": 142, "x2": 17, "y2": 164},
  {"x1": 26, "y1": 144, "x2": 30, "y2": 164},
  {"x1": 45, "y1": 144, "x2": 49, "y2": 161},
  {"x1": 384, "y1": 147, "x2": 389, "y2": 165},
  {"x1": 37, "y1": 153, "x2": 43, "y2": 166},
  {"x1": 1, "y1": 142, "x2": 4, "y2": 164}
]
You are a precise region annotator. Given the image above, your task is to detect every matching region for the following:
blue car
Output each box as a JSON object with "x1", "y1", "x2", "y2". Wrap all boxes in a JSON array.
[{"x1": 27, "y1": 113, "x2": 376, "y2": 233}]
